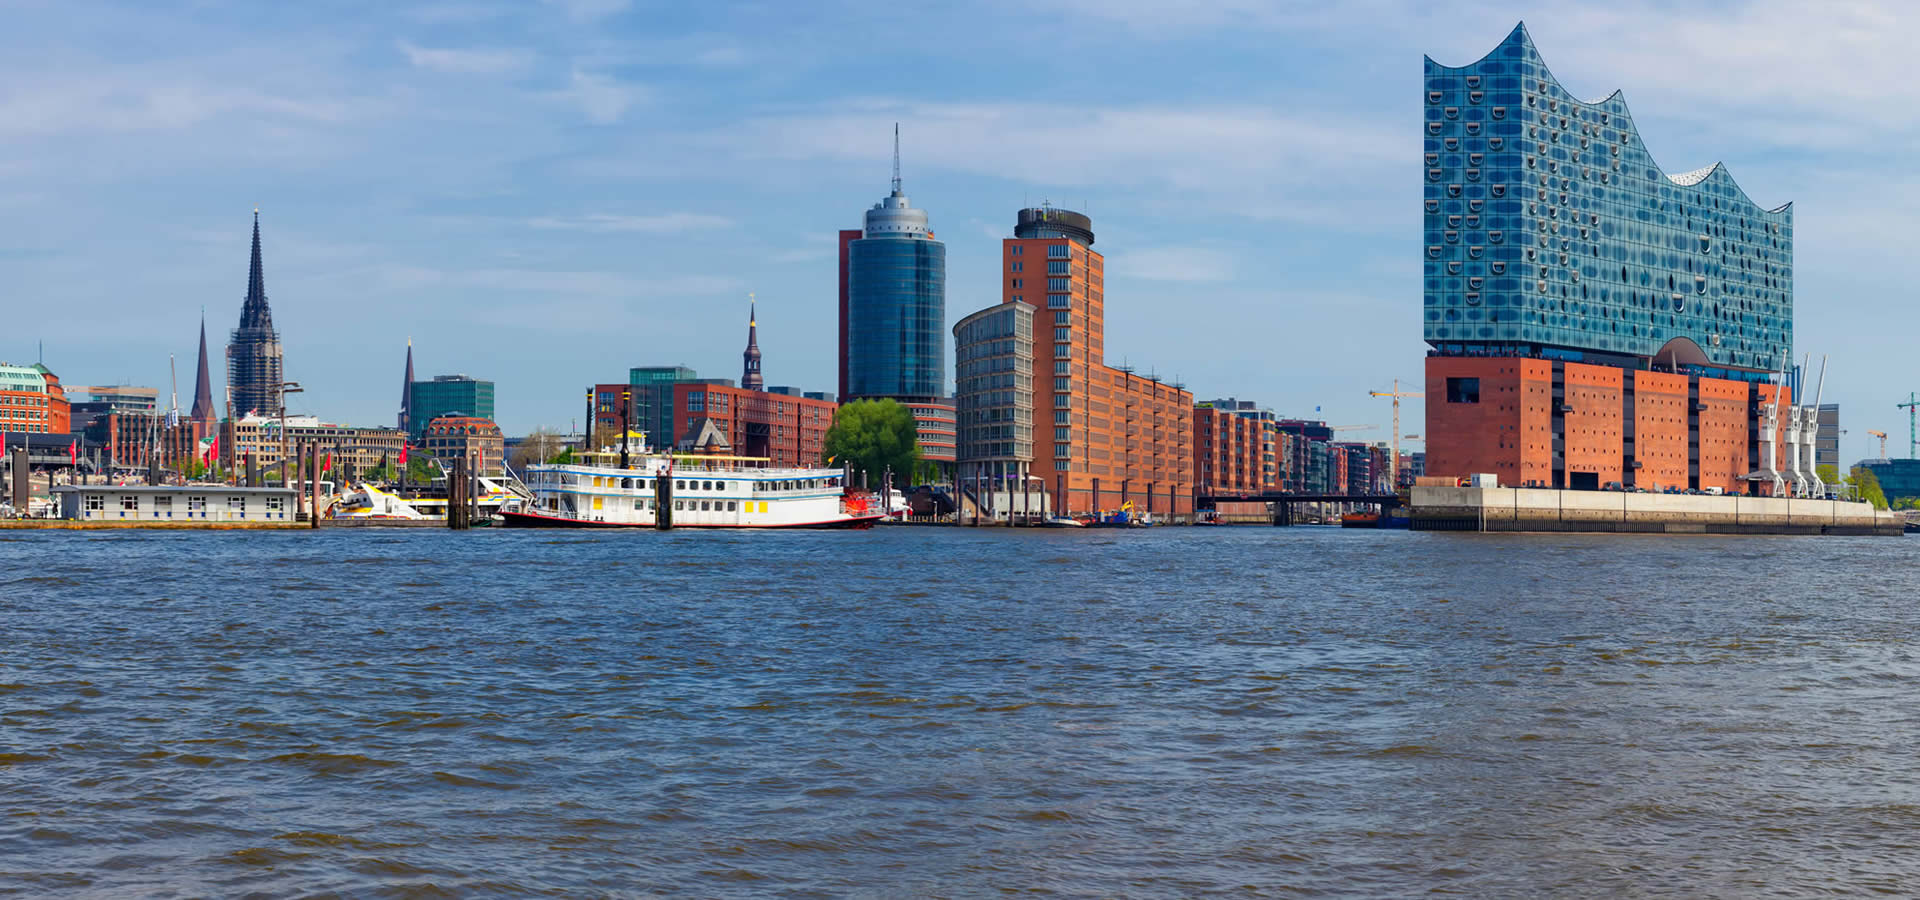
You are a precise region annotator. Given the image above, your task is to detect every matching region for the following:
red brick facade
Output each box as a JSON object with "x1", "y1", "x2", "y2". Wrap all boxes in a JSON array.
[
  {"x1": 1426, "y1": 356, "x2": 1792, "y2": 494},
  {"x1": 1003, "y1": 236, "x2": 1193, "y2": 517},
  {"x1": 673, "y1": 383, "x2": 835, "y2": 470},
  {"x1": 1193, "y1": 405, "x2": 1269, "y2": 495}
]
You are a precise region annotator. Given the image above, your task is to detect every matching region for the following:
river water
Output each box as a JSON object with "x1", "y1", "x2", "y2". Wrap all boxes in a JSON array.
[{"x1": 2, "y1": 526, "x2": 1917, "y2": 897}]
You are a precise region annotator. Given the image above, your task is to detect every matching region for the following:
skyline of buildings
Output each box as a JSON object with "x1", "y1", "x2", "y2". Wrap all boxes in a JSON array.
[{"x1": 16, "y1": 20, "x2": 1911, "y2": 509}]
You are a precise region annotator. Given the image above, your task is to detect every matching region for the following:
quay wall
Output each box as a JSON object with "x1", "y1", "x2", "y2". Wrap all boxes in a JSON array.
[
  {"x1": 1410, "y1": 487, "x2": 1902, "y2": 536},
  {"x1": 0, "y1": 519, "x2": 304, "y2": 530}
]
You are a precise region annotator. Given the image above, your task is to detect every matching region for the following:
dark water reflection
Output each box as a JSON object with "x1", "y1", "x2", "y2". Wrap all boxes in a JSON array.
[{"x1": 2, "y1": 527, "x2": 1918, "y2": 896}]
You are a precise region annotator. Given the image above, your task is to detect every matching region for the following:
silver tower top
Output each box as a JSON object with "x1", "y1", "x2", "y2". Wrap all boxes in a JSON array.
[{"x1": 863, "y1": 123, "x2": 932, "y2": 240}]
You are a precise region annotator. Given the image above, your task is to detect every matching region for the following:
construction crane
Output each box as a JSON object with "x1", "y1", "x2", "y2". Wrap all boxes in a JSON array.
[
  {"x1": 1868, "y1": 430, "x2": 1889, "y2": 460},
  {"x1": 1328, "y1": 424, "x2": 1379, "y2": 432},
  {"x1": 1369, "y1": 379, "x2": 1425, "y2": 488},
  {"x1": 1901, "y1": 394, "x2": 1920, "y2": 459}
]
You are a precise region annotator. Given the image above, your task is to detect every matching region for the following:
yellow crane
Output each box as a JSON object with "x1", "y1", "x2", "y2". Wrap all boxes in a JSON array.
[
  {"x1": 1868, "y1": 429, "x2": 1888, "y2": 460},
  {"x1": 1369, "y1": 379, "x2": 1425, "y2": 487}
]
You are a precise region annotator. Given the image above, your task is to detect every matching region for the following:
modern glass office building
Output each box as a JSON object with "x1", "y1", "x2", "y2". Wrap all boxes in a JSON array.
[
  {"x1": 839, "y1": 131, "x2": 954, "y2": 468},
  {"x1": 407, "y1": 375, "x2": 494, "y2": 440},
  {"x1": 628, "y1": 366, "x2": 699, "y2": 449},
  {"x1": 1424, "y1": 23, "x2": 1792, "y2": 379},
  {"x1": 845, "y1": 192, "x2": 946, "y2": 402}
]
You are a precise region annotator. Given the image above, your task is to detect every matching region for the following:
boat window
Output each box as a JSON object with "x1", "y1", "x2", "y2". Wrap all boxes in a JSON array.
[
  {"x1": 701, "y1": 500, "x2": 711, "y2": 511},
  {"x1": 675, "y1": 500, "x2": 684, "y2": 510},
  {"x1": 675, "y1": 480, "x2": 685, "y2": 490},
  {"x1": 727, "y1": 501, "x2": 737, "y2": 511},
  {"x1": 704, "y1": 481, "x2": 715, "y2": 491}
]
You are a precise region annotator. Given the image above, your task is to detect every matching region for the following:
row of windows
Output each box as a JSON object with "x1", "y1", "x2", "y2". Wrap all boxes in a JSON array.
[{"x1": 83, "y1": 494, "x2": 284, "y2": 513}]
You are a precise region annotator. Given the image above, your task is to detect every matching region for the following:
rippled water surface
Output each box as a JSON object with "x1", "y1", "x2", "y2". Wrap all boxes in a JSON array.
[{"x1": 4, "y1": 526, "x2": 1920, "y2": 897}]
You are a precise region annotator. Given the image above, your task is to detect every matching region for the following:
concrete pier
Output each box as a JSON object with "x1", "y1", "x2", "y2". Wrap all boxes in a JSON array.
[{"x1": 1410, "y1": 486, "x2": 1903, "y2": 536}]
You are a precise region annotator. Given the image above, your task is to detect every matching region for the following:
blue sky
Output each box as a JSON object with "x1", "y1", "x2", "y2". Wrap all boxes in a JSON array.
[{"x1": 4, "y1": 0, "x2": 1914, "y2": 460}]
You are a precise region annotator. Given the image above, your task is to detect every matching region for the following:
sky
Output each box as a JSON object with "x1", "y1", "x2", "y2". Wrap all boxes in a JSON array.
[{"x1": 4, "y1": 0, "x2": 1916, "y2": 461}]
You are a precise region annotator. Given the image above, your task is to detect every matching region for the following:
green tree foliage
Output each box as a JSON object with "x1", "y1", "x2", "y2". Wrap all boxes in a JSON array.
[
  {"x1": 1849, "y1": 465, "x2": 1889, "y2": 510},
  {"x1": 1816, "y1": 464, "x2": 1841, "y2": 486},
  {"x1": 822, "y1": 399, "x2": 922, "y2": 490}
]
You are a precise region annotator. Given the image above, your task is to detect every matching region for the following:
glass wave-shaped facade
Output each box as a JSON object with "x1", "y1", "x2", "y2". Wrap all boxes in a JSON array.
[{"x1": 1424, "y1": 24, "x2": 1792, "y2": 376}]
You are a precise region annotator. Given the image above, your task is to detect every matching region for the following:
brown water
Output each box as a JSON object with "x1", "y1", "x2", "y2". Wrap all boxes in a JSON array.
[{"x1": 2, "y1": 527, "x2": 1918, "y2": 896}]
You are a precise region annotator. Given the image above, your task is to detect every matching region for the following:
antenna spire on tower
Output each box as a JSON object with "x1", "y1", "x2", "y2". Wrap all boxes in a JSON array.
[{"x1": 891, "y1": 122, "x2": 901, "y2": 195}]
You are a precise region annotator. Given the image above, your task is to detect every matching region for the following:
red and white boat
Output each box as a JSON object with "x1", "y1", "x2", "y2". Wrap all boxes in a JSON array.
[{"x1": 500, "y1": 448, "x2": 881, "y2": 530}]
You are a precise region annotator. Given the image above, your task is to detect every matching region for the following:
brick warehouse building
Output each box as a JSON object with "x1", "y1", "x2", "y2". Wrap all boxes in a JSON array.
[
  {"x1": 1423, "y1": 25, "x2": 1797, "y2": 493},
  {"x1": 955, "y1": 207, "x2": 1192, "y2": 518},
  {"x1": 672, "y1": 302, "x2": 835, "y2": 470},
  {"x1": 0, "y1": 363, "x2": 70, "y2": 435},
  {"x1": 1193, "y1": 402, "x2": 1272, "y2": 496}
]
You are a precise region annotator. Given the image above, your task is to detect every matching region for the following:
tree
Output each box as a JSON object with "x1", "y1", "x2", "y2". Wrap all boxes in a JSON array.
[
  {"x1": 1850, "y1": 465, "x2": 1889, "y2": 510},
  {"x1": 822, "y1": 399, "x2": 921, "y2": 491},
  {"x1": 512, "y1": 428, "x2": 565, "y2": 468}
]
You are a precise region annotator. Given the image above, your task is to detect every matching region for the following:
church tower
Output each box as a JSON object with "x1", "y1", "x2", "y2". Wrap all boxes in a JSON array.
[{"x1": 225, "y1": 210, "x2": 284, "y2": 418}]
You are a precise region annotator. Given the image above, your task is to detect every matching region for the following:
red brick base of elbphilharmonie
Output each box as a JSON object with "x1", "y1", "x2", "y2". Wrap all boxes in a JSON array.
[{"x1": 1423, "y1": 356, "x2": 1791, "y2": 495}]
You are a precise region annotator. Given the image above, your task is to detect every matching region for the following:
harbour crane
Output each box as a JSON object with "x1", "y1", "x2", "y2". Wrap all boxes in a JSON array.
[
  {"x1": 1369, "y1": 379, "x2": 1425, "y2": 489},
  {"x1": 1900, "y1": 394, "x2": 1920, "y2": 459},
  {"x1": 1868, "y1": 430, "x2": 1888, "y2": 460}
]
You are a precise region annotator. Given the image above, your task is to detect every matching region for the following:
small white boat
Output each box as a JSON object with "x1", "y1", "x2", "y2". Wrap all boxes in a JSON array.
[{"x1": 330, "y1": 477, "x2": 526, "y2": 521}]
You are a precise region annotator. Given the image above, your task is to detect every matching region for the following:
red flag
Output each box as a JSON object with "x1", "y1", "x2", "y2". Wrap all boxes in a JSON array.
[
  {"x1": 68, "y1": 440, "x2": 77, "y2": 464},
  {"x1": 399, "y1": 443, "x2": 409, "y2": 465},
  {"x1": 323, "y1": 452, "x2": 332, "y2": 473}
]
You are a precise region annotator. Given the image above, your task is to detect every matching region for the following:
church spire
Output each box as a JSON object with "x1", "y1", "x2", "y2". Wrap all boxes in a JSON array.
[
  {"x1": 240, "y1": 208, "x2": 272, "y2": 330},
  {"x1": 226, "y1": 207, "x2": 285, "y2": 418},
  {"x1": 399, "y1": 338, "x2": 415, "y2": 433},
  {"x1": 741, "y1": 293, "x2": 763, "y2": 391},
  {"x1": 189, "y1": 312, "x2": 215, "y2": 427}
]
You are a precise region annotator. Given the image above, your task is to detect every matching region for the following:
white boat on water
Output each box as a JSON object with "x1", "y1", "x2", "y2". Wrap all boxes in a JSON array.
[
  {"x1": 330, "y1": 477, "x2": 527, "y2": 521},
  {"x1": 500, "y1": 448, "x2": 882, "y2": 530}
]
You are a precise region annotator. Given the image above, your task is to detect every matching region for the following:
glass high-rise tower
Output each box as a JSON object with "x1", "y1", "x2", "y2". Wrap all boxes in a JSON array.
[{"x1": 840, "y1": 127, "x2": 954, "y2": 466}]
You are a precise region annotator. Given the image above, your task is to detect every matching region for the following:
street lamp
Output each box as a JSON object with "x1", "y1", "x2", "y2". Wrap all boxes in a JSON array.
[{"x1": 273, "y1": 381, "x2": 303, "y2": 486}]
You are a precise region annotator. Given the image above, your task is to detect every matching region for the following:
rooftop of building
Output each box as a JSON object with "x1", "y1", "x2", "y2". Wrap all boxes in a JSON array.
[
  {"x1": 54, "y1": 484, "x2": 296, "y2": 495},
  {"x1": 1428, "y1": 22, "x2": 1789, "y2": 216},
  {"x1": 422, "y1": 415, "x2": 503, "y2": 436},
  {"x1": 1013, "y1": 206, "x2": 1094, "y2": 245}
]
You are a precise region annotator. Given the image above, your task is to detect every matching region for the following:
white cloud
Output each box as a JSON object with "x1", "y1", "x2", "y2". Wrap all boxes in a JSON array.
[
  {"x1": 525, "y1": 213, "x2": 735, "y2": 233},
  {"x1": 539, "y1": 0, "x2": 631, "y2": 22},
  {"x1": 719, "y1": 101, "x2": 1404, "y2": 226},
  {"x1": 563, "y1": 68, "x2": 642, "y2": 124},
  {"x1": 0, "y1": 71, "x2": 352, "y2": 138},
  {"x1": 397, "y1": 41, "x2": 532, "y2": 75},
  {"x1": 1110, "y1": 246, "x2": 1236, "y2": 283}
]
